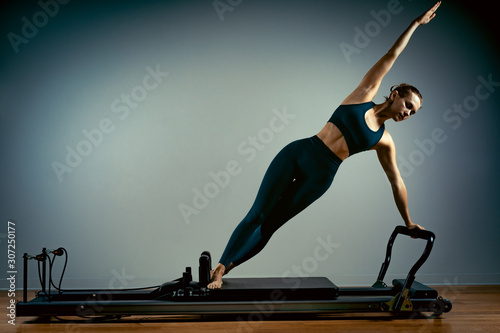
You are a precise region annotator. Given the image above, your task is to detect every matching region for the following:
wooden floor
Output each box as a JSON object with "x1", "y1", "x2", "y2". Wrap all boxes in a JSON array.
[{"x1": 2, "y1": 285, "x2": 500, "y2": 332}]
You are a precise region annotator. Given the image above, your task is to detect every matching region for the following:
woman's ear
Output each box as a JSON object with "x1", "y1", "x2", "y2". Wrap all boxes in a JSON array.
[{"x1": 389, "y1": 89, "x2": 398, "y2": 104}]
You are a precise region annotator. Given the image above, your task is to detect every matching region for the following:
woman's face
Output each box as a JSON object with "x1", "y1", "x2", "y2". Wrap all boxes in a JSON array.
[{"x1": 391, "y1": 91, "x2": 422, "y2": 122}]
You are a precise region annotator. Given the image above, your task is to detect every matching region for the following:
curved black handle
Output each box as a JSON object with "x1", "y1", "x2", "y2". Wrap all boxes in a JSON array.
[
  {"x1": 375, "y1": 226, "x2": 436, "y2": 292},
  {"x1": 394, "y1": 225, "x2": 435, "y2": 241},
  {"x1": 377, "y1": 226, "x2": 436, "y2": 311}
]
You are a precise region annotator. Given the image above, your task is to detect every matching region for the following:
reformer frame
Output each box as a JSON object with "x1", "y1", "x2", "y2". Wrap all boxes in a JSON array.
[{"x1": 16, "y1": 226, "x2": 452, "y2": 320}]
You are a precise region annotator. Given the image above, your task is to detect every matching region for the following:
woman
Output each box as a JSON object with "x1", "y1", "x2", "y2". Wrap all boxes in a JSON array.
[{"x1": 208, "y1": 1, "x2": 441, "y2": 289}]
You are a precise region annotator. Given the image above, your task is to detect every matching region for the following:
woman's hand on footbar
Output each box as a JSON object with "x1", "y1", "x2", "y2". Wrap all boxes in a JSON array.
[{"x1": 407, "y1": 222, "x2": 425, "y2": 231}]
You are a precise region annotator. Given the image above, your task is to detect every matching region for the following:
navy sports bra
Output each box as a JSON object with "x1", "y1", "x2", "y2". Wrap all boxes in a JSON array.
[{"x1": 328, "y1": 101, "x2": 385, "y2": 156}]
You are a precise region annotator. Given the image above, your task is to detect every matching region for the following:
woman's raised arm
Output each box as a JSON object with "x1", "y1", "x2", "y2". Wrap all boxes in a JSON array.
[{"x1": 342, "y1": 1, "x2": 441, "y2": 105}]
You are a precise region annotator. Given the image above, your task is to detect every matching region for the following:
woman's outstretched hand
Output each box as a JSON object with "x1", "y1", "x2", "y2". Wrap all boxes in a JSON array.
[{"x1": 415, "y1": 1, "x2": 441, "y2": 25}]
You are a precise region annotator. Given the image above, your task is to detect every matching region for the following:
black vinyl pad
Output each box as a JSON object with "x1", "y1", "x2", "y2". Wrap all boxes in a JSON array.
[{"x1": 206, "y1": 277, "x2": 339, "y2": 301}]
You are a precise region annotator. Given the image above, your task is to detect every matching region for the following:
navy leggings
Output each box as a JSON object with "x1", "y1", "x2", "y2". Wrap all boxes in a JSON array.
[{"x1": 219, "y1": 135, "x2": 342, "y2": 267}]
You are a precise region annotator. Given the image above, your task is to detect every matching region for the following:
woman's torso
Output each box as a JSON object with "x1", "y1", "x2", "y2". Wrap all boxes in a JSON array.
[{"x1": 317, "y1": 102, "x2": 385, "y2": 160}]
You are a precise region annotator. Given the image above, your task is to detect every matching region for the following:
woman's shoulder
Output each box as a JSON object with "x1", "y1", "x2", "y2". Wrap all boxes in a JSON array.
[{"x1": 374, "y1": 129, "x2": 394, "y2": 150}]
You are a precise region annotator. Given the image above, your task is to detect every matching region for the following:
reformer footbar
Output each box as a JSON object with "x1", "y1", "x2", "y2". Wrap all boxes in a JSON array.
[{"x1": 16, "y1": 226, "x2": 452, "y2": 320}]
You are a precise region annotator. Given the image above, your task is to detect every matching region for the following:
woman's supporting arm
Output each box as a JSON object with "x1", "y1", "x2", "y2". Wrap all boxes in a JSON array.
[{"x1": 376, "y1": 131, "x2": 423, "y2": 230}]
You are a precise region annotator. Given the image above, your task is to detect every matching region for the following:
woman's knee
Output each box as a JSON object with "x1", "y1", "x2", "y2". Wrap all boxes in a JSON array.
[{"x1": 241, "y1": 210, "x2": 268, "y2": 228}]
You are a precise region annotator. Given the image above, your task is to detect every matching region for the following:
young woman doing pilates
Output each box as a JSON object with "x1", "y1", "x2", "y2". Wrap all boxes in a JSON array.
[{"x1": 208, "y1": 1, "x2": 441, "y2": 289}]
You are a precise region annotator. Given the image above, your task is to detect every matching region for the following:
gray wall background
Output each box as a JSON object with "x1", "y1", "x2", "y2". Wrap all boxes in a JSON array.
[{"x1": 1, "y1": 0, "x2": 499, "y2": 290}]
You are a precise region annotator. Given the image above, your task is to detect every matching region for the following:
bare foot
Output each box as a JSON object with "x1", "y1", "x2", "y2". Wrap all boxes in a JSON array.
[
  {"x1": 207, "y1": 262, "x2": 236, "y2": 289},
  {"x1": 207, "y1": 263, "x2": 225, "y2": 289}
]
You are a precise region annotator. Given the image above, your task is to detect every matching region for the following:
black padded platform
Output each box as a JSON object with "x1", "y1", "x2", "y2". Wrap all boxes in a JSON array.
[{"x1": 205, "y1": 277, "x2": 339, "y2": 301}]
